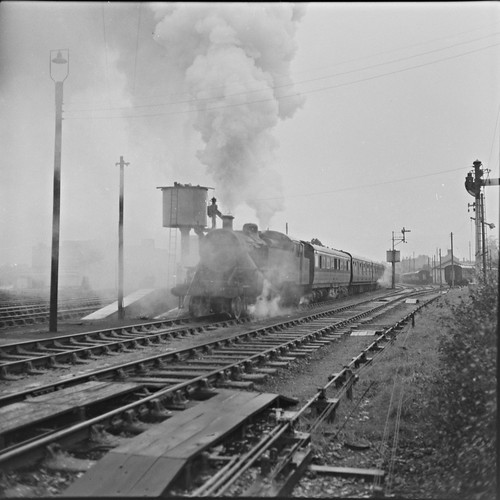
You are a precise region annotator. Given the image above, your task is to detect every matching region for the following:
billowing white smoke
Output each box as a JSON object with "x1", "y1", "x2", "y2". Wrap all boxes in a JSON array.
[
  {"x1": 152, "y1": 3, "x2": 305, "y2": 228},
  {"x1": 248, "y1": 279, "x2": 290, "y2": 319}
]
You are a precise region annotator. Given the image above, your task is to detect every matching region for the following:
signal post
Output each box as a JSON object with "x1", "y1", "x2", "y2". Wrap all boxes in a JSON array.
[
  {"x1": 465, "y1": 160, "x2": 499, "y2": 280},
  {"x1": 387, "y1": 227, "x2": 411, "y2": 289}
]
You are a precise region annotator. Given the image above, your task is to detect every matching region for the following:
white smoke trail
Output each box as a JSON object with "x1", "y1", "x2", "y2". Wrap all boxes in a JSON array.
[
  {"x1": 152, "y1": 3, "x2": 306, "y2": 227},
  {"x1": 248, "y1": 278, "x2": 291, "y2": 319}
]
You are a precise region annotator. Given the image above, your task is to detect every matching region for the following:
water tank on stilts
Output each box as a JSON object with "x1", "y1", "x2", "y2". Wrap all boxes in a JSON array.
[{"x1": 157, "y1": 183, "x2": 209, "y2": 290}]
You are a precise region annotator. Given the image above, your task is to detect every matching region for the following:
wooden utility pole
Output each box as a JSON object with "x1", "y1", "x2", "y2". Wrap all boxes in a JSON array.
[
  {"x1": 450, "y1": 232, "x2": 455, "y2": 287},
  {"x1": 116, "y1": 156, "x2": 129, "y2": 320},
  {"x1": 439, "y1": 249, "x2": 442, "y2": 289}
]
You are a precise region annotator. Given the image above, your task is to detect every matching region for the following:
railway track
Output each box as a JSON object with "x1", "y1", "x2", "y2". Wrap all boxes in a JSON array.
[
  {"x1": 0, "y1": 289, "x2": 408, "y2": 381},
  {"x1": 0, "y1": 287, "x2": 441, "y2": 497},
  {"x1": 0, "y1": 296, "x2": 112, "y2": 330}
]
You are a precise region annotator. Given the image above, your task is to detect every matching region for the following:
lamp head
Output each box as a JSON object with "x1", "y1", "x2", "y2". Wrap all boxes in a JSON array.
[
  {"x1": 49, "y1": 49, "x2": 69, "y2": 82},
  {"x1": 51, "y1": 51, "x2": 68, "y2": 65}
]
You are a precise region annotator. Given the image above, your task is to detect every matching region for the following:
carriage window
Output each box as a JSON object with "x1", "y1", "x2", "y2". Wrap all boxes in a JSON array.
[{"x1": 315, "y1": 254, "x2": 319, "y2": 268}]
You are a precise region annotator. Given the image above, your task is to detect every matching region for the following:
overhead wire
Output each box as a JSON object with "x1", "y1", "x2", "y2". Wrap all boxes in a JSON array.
[
  {"x1": 132, "y1": 2, "x2": 142, "y2": 96},
  {"x1": 374, "y1": 324, "x2": 414, "y2": 492},
  {"x1": 101, "y1": 3, "x2": 110, "y2": 105},
  {"x1": 251, "y1": 166, "x2": 468, "y2": 203},
  {"x1": 64, "y1": 35, "x2": 500, "y2": 121},
  {"x1": 289, "y1": 18, "x2": 500, "y2": 78},
  {"x1": 487, "y1": 104, "x2": 500, "y2": 170},
  {"x1": 63, "y1": 18, "x2": 500, "y2": 109},
  {"x1": 64, "y1": 30, "x2": 500, "y2": 117}
]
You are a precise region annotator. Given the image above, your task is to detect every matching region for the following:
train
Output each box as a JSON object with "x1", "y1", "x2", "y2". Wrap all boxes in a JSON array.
[
  {"x1": 444, "y1": 264, "x2": 475, "y2": 286},
  {"x1": 401, "y1": 269, "x2": 433, "y2": 285},
  {"x1": 172, "y1": 222, "x2": 385, "y2": 319}
]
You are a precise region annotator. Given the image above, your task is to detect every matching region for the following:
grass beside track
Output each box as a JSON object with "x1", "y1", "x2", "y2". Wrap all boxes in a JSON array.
[{"x1": 307, "y1": 280, "x2": 497, "y2": 499}]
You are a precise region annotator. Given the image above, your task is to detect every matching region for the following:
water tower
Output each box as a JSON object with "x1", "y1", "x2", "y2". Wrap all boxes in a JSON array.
[{"x1": 158, "y1": 183, "x2": 209, "y2": 282}]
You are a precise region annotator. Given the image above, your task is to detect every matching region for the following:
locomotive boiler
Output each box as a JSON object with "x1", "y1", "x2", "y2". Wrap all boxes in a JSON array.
[{"x1": 172, "y1": 221, "x2": 385, "y2": 319}]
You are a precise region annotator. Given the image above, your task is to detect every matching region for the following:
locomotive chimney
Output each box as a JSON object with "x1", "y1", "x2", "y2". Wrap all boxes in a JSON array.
[
  {"x1": 243, "y1": 223, "x2": 258, "y2": 235},
  {"x1": 222, "y1": 214, "x2": 234, "y2": 230}
]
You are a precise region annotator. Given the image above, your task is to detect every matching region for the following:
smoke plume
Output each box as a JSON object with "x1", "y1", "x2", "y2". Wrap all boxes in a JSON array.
[
  {"x1": 248, "y1": 279, "x2": 291, "y2": 319},
  {"x1": 152, "y1": 3, "x2": 306, "y2": 227}
]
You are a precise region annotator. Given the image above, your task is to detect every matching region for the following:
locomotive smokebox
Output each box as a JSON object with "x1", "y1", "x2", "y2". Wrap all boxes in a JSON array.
[
  {"x1": 159, "y1": 183, "x2": 208, "y2": 229},
  {"x1": 222, "y1": 214, "x2": 234, "y2": 230}
]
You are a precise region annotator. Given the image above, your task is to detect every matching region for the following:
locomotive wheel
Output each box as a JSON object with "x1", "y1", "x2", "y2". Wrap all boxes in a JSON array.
[{"x1": 230, "y1": 296, "x2": 243, "y2": 320}]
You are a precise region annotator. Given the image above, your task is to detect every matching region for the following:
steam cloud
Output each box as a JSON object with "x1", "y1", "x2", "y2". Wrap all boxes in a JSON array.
[
  {"x1": 248, "y1": 279, "x2": 291, "y2": 319},
  {"x1": 152, "y1": 3, "x2": 306, "y2": 227}
]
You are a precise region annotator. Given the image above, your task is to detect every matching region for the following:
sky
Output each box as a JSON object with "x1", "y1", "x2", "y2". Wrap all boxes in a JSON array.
[{"x1": 1, "y1": 1, "x2": 499, "y2": 272}]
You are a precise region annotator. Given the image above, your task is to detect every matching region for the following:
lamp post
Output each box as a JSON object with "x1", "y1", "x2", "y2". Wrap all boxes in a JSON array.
[{"x1": 49, "y1": 50, "x2": 69, "y2": 333}]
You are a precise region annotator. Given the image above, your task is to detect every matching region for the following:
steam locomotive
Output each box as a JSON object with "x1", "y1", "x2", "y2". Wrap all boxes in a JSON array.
[{"x1": 172, "y1": 222, "x2": 385, "y2": 319}]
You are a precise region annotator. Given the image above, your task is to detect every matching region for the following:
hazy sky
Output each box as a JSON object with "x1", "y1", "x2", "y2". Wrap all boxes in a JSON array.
[{"x1": 1, "y1": 1, "x2": 499, "y2": 268}]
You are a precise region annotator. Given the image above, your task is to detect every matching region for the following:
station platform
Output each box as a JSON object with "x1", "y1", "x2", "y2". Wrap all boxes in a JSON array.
[{"x1": 82, "y1": 289, "x2": 164, "y2": 321}]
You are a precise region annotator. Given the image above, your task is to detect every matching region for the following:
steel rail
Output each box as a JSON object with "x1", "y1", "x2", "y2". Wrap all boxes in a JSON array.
[
  {"x1": 210, "y1": 293, "x2": 443, "y2": 497},
  {"x1": 0, "y1": 286, "x2": 405, "y2": 356},
  {"x1": 192, "y1": 418, "x2": 292, "y2": 496},
  {"x1": 0, "y1": 293, "x2": 416, "y2": 470},
  {"x1": 0, "y1": 293, "x2": 403, "y2": 406},
  {"x1": 0, "y1": 290, "x2": 399, "y2": 395}
]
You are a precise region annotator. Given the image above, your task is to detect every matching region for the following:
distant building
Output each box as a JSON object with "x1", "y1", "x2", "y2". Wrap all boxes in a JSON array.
[{"x1": 432, "y1": 249, "x2": 476, "y2": 285}]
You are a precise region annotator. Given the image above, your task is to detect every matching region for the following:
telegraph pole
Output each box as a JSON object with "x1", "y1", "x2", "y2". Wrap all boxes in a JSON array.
[
  {"x1": 116, "y1": 156, "x2": 129, "y2": 320},
  {"x1": 439, "y1": 249, "x2": 442, "y2": 289},
  {"x1": 450, "y1": 232, "x2": 455, "y2": 287}
]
